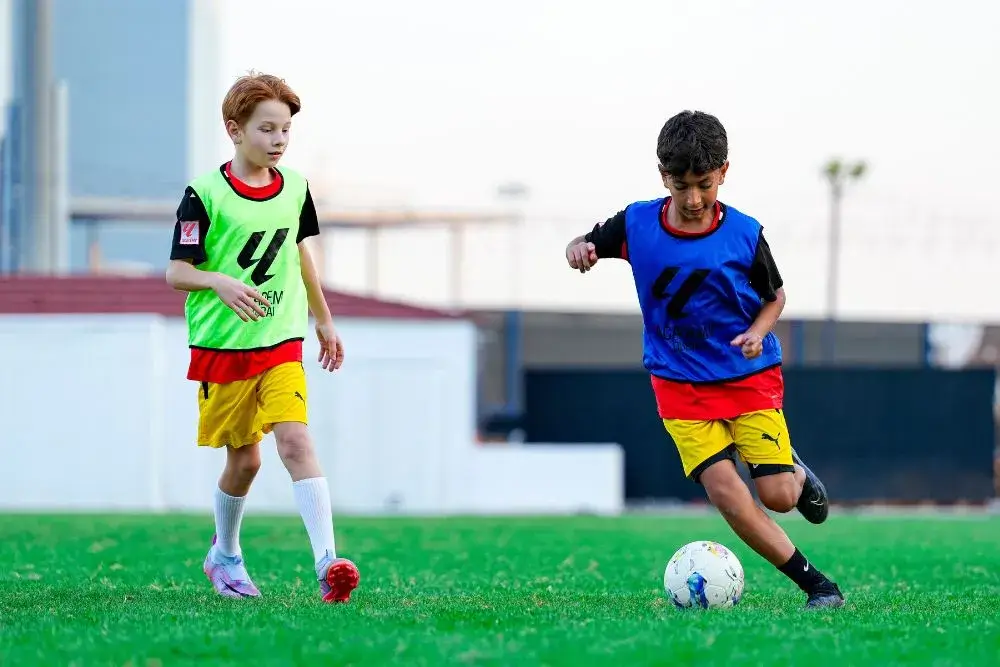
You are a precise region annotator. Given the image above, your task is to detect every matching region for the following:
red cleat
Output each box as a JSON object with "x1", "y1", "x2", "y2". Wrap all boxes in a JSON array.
[{"x1": 316, "y1": 553, "x2": 360, "y2": 603}]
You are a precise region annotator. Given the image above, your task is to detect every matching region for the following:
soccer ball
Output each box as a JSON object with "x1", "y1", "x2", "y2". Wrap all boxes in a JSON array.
[{"x1": 663, "y1": 540, "x2": 745, "y2": 609}]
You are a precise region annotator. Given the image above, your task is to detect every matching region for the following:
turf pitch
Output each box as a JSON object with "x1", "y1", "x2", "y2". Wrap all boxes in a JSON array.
[{"x1": 1, "y1": 512, "x2": 998, "y2": 666}]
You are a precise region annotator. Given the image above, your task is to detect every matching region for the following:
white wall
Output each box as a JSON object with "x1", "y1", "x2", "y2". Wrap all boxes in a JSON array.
[{"x1": 0, "y1": 314, "x2": 623, "y2": 515}]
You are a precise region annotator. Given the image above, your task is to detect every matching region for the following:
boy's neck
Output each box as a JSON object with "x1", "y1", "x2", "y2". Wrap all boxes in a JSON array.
[{"x1": 229, "y1": 154, "x2": 274, "y2": 188}]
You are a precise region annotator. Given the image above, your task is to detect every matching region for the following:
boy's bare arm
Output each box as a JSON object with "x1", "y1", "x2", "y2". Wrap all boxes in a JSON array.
[
  {"x1": 299, "y1": 243, "x2": 332, "y2": 325},
  {"x1": 166, "y1": 259, "x2": 269, "y2": 321}
]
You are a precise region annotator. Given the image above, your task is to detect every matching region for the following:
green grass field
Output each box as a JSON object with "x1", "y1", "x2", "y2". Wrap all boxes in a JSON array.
[{"x1": 1, "y1": 512, "x2": 998, "y2": 666}]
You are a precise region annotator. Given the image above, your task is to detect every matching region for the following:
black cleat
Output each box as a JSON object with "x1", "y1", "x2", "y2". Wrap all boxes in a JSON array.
[
  {"x1": 805, "y1": 581, "x2": 845, "y2": 609},
  {"x1": 792, "y1": 448, "x2": 829, "y2": 524}
]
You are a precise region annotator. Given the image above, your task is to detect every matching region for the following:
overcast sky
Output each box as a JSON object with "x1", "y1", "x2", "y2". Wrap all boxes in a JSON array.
[{"x1": 11, "y1": 0, "x2": 1000, "y2": 319}]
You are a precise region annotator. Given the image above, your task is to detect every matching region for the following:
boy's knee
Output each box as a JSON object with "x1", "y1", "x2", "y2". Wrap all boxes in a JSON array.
[
  {"x1": 701, "y1": 463, "x2": 752, "y2": 519},
  {"x1": 236, "y1": 453, "x2": 262, "y2": 479},
  {"x1": 756, "y1": 475, "x2": 800, "y2": 513},
  {"x1": 275, "y1": 425, "x2": 314, "y2": 464},
  {"x1": 228, "y1": 446, "x2": 261, "y2": 479},
  {"x1": 759, "y1": 487, "x2": 798, "y2": 513},
  {"x1": 708, "y1": 486, "x2": 747, "y2": 520}
]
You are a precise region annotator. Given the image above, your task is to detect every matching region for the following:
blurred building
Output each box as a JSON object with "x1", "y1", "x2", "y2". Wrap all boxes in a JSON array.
[
  {"x1": 0, "y1": 0, "x2": 11, "y2": 106},
  {"x1": 1, "y1": 0, "x2": 995, "y2": 507},
  {"x1": 1, "y1": 0, "x2": 219, "y2": 274},
  {"x1": 475, "y1": 312, "x2": 935, "y2": 414}
]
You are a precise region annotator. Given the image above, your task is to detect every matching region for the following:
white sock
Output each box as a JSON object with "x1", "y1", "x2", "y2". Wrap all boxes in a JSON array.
[
  {"x1": 213, "y1": 487, "x2": 247, "y2": 558},
  {"x1": 293, "y1": 477, "x2": 337, "y2": 563}
]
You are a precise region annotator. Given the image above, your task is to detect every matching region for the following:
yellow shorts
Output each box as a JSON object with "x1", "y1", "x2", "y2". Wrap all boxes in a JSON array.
[
  {"x1": 197, "y1": 361, "x2": 308, "y2": 448},
  {"x1": 663, "y1": 409, "x2": 796, "y2": 482}
]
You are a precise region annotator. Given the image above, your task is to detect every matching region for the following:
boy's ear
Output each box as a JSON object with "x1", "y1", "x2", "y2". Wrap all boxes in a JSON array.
[{"x1": 225, "y1": 119, "x2": 242, "y2": 145}]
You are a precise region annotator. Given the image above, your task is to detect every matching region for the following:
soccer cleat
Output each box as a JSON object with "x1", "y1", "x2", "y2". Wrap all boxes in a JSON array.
[
  {"x1": 805, "y1": 581, "x2": 845, "y2": 609},
  {"x1": 203, "y1": 535, "x2": 261, "y2": 599},
  {"x1": 316, "y1": 551, "x2": 360, "y2": 603},
  {"x1": 791, "y1": 448, "x2": 829, "y2": 525}
]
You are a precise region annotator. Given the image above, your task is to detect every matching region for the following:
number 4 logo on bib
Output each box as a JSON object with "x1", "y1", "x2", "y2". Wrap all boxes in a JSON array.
[
  {"x1": 238, "y1": 228, "x2": 290, "y2": 286},
  {"x1": 651, "y1": 266, "x2": 711, "y2": 319}
]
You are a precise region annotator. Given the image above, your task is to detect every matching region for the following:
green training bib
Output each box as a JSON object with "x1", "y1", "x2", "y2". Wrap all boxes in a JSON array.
[{"x1": 184, "y1": 165, "x2": 309, "y2": 351}]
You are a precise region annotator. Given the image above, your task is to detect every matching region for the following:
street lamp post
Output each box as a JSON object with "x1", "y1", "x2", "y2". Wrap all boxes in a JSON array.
[
  {"x1": 494, "y1": 182, "x2": 530, "y2": 425},
  {"x1": 821, "y1": 157, "x2": 867, "y2": 362}
]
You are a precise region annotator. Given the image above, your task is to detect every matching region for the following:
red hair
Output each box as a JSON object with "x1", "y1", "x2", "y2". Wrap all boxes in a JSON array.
[{"x1": 222, "y1": 71, "x2": 301, "y2": 126}]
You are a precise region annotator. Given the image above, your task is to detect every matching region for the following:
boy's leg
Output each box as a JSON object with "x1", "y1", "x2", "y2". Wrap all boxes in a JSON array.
[
  {"x1": 271, "y1": 421, "x2": 335, "y2": 556},
  {"x1": 727, "y1": 410, "x2": 843, "y2": 607},
  {"x1": 663, "y1": 417, "x2": 843, "y2": 608},
  {"x1": 215, "y1": 443, "x2": 262, "y2": 557},
  {"x1": 732, "y1": 409, "x2": 828, "y2": 524},
  {"x1": 698, "y1": 459, "x2": 843, "y2": 608},
  {"x1": 197, "y1": 379, "x2": 263, "y2": 598},
  {"x1": 258, "y1": 362, "x2": 360, "y2": 603}
]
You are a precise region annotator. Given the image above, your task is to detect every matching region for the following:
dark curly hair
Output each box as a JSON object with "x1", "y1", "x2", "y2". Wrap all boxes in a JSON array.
[{"x1": 656, "y1": 111, "x2": 728, "y2": 177}]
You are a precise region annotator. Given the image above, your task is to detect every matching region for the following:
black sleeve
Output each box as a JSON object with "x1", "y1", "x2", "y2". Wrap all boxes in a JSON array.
[
  {"x1": 296, "y1": 186, "x2": 320, "y2": 243},
  {"x1": 749, "y1": 230, "x2": 784, "y2": 301},
  {"x1": 169, "y1": 187, "x2": 210, "y2": 265},
  {"x1": 583, "y1": 209, "x2": 628, "y2": 259}
]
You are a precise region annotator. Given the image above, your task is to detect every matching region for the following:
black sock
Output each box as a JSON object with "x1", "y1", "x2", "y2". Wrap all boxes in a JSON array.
[{"x1": 777, "y1": 548, "x2": 829, "y2": 593}]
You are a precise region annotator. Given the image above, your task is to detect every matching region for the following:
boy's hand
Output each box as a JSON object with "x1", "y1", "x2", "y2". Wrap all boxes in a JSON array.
[
  {"x1": 316, "y1": 320, "x2": 345, "y2": 371},
  {"x1": 567, "y1": 241, "x2": 599, "y2": 273},
  {"x1": 211, "y1": 274, "x2": 270, "y2": 321},
  {"x1": 731, "y1": 331, "x2": 764, "y2": 359}
]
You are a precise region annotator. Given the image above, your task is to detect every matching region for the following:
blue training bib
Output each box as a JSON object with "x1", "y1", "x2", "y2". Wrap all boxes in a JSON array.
[{"x1": 624, "y1": 198, "x2": 782, "y2": 383}]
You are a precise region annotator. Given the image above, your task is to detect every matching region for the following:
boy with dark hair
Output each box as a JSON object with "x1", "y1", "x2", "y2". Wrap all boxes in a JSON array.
[
  {"x1": 166, "y1": 72, "x2": 360, "y2": 603},
  {"x1": 565, "y1": 110, "x2": 844, "y2": 609}
]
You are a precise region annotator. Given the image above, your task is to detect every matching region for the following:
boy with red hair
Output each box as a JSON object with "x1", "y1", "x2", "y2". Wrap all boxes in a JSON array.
[{"x1": 166, "y1": 72, "x2": 360, "y2": 603}]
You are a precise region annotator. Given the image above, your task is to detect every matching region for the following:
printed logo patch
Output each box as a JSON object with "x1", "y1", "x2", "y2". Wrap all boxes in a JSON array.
[{"x1": 179, "y1": 221, "x2": 199, "y2": 245}]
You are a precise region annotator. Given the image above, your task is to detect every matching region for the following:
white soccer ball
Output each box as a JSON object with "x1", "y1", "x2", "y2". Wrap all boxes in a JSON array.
[{"x1": 664, "y1": 540, "x2": 745, "y2": 609}]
